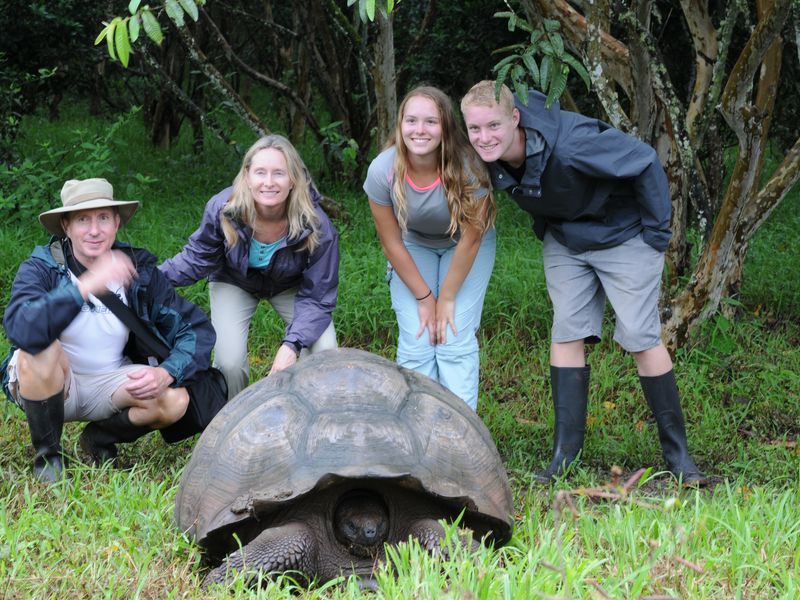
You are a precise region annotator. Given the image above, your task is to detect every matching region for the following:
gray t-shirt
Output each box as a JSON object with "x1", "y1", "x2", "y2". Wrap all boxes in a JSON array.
[{"x1": 363, "y1": 146, "x2": 488, "y2": 249}]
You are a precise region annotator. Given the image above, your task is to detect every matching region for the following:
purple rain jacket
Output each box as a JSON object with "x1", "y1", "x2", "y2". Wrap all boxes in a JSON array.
[{"x1": 159, "y1": 186, "x2": 339, "y2": 351}]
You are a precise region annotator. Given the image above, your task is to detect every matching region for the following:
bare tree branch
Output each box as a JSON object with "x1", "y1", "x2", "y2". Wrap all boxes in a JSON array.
[
  {"x1": 199, "y1": 6, "x2": 323, "y2": 141},
  {"x1": 140, "y1": 47, "x2": 238, "y2": 150},
  {"x1": 173, "y1": 21, "x2": 268, "y2": 138},
  {"x1": 680, "y1": 0, "x2": 718, "y2": 141},
  {"x1": 719, "y1": 0, "x2": 792, "y2": 140}
]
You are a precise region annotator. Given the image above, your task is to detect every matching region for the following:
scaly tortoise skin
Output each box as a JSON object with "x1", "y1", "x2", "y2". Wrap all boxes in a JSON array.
[{"x1": 174, "y1": 348, "x2": 513, "y2": 587}]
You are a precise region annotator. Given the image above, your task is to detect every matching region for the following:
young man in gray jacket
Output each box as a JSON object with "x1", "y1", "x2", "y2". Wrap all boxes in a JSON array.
[{"x1": 461, "y1": 80, "x2": 706, "y2": 486}]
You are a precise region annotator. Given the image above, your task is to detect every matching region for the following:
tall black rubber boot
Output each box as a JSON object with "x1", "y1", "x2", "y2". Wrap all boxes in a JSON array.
[
  {"x1": 534, "y1": 365, "x2": 591, "y2": 484},
  {"x1": 21, "y1": 392, "x2": 65, "y2": 484},
  {"x1": 640, "y1": 370, "x2": 708, "y2": 487},
  {"x1": 79, "y1": 408, "x2": 152, "y2": 466}
]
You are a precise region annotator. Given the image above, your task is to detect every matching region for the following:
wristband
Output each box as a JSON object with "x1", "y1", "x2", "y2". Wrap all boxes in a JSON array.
[
  {"x1": 416, "y1": 289, "x2": 432, "y2": 301},
  {"x1": 283, "y1": 340, "x2": 302, "y2": 357}
]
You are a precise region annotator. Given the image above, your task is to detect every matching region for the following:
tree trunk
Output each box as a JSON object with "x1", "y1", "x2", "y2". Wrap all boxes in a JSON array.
[
  {"x1": 663, "y1": 0, "x2": 794, "y2": 351},
  {"x1": 371, "y1": 10, "x2": 396, "y2": 146},
  {"x1": 522, "y1": 0, "x2": 633, "y2": 99},
  {"x1": 288, "y1": 9, "x2": 310, "y2": 142},
  {"x1": 148, "y1": 39, "x2": 185, "y2": 148},
  {"x1": 583, "y1": 0, "x2": 632, "y2": 129},
  {"x1": 680, "y1": 0, "x2": 718, "y2": 142}
]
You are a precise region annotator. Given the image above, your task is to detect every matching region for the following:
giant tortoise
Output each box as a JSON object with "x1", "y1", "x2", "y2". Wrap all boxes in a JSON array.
[{"x1": 175, "y1": 348, "x2": 513, "y2": 587}]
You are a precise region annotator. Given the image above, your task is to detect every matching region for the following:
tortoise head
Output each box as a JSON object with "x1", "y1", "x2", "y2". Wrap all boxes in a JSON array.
[{"x1": 333, "y1": 490, "x2": 389, "y2": 558}]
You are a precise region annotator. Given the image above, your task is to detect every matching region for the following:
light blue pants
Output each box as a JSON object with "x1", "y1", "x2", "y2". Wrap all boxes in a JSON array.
[
  {"x1": 390, "y1": 229, "x2": 496, "y2": 410},
  {"x1": 209, "y1": 282, "x2": 337, "y2": 399}
]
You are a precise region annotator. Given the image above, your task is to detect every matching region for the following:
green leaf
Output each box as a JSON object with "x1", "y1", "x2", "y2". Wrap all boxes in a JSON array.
[
  {"x1": 508, "y1": 13, "x2": 517, "y2": 32},
  {"x1": 105, "y1": 18, "x2": 119, "y2": 60},
  {"x1": 128, "y1": 14, "x2": 141, "y2": 43},
  {"x1": 540, "y1": 40, "x2": 554, "y2": 56},
  {"x1": 366, "y1": 0, "x2": 375, "y2": 21},
  {"x1": 550, "y1": 32, "x2": 564, "y2": 57},
  {"x1": 562, "y1": 53, "x2": 591, "y2": 91},
  {"x1": 529, "y1": 29, "x2": 544, "y2": 47},
  {"x1": 115, "y1": 17, "x2": 132, "y2": 67},
  {"x1": 493, "y1": 11, "x2": 513, "y2": 18},
  {"x1": 521, "y1": 52, "x2": 540, "y2": 86},
  {"x1": 545, "y1": 64, "x2": 568, "y2": 109},
  {"x1": 494, "y1": 77, "x2": 509, "y2": 104},
  {"x1": 543, "y1": 18, "x2": 561, "y2": 33},
  {"x1": 491, "y1": 43, "x2": 526, "y2": 55},
  {"x1": 95, "y1": 22, "x2": 111, "y2": 46},
  {"x1": 141, "y1": 8, "x2": 163, "y2": 44},
  {"x1": 512, "y1": 17, "x2": 533, "y2": 33},
  {"x1": 178, "y1": 0, "x2": 199, "y2": 22},
  {"x1": 492, "y1": 54, "x2": 519, "y2": 72},
  {"x1": 165, "y1": 0, "x2": 185, "y2": 27},
  {"x1": 495, "y1": 63, "x2": 512, "y2": 90},
  {"x1": 128, "y1": 0, "x2": 141, "y2": 14},
  {"x1": 540, "y1": 54, "x2": 552, "y2": 90},
  {"x1": 510, "y1": 64, "x2": 528, "y2": 99}
]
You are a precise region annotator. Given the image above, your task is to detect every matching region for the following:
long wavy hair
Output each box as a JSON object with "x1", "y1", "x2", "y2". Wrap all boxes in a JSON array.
[
  {"x1": 221, "y1": 135, "x2": 320, "y2": 253},
  {"x1": 387, "y1": 85, "x2": 495, "y2": 237}
]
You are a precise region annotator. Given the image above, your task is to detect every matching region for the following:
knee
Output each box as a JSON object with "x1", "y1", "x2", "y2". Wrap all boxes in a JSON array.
[
  {"x1": 436, "y1": 330, "x2": 479, "y2": 356},
  {"x1": 16, "y1": 344, "x2": 68, "y2": 395},
  {"x1": 152, "y1": 387, "x2": 190, "y2": 428},
  {"x1": 214, "y1": 351, "x2": 248, "y2": 376},
  {"x1": 213, "y1": 328, "x2": 250, "y2": 366},
  {"x1": 396, "y1": 332, "x2": 435, "y2": 360},
  {"x1": 310, "y1": 322, "x2": 338, "y2": 352}
]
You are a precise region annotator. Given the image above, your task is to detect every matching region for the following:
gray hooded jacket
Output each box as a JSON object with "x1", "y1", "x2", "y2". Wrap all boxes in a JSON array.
[{"x1": 487, "y1": 90, "x2": 672, "y2": 253}]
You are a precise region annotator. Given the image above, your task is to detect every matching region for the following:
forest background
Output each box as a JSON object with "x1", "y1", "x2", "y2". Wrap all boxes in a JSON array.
[{"x1": 0, "y1": 1, "x2": 798, "y2": 598}]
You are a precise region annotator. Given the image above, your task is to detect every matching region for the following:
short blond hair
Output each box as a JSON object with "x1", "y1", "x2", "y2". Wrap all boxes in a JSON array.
[{"x1": 461, "y1": 80, "x2": 515, "y2": 116}]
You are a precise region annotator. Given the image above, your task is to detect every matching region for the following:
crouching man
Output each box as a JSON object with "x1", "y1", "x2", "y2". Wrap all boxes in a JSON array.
[{"x1": 2, "y1": 178, "x2": 217, "y2": 483}]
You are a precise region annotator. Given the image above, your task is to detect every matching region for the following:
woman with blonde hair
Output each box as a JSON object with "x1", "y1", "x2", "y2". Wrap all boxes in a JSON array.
[
  {"x1": 161, "y1": 135, "x2": 339, "y2": 398},
  {"x1": 363, "y1": 85, "x2": 496, "y2": 410}
]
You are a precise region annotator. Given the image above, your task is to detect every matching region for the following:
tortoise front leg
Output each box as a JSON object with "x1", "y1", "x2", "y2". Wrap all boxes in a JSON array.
[
  {"x1": 204, "y1": 522, "x2": 318, "y2": 588},
  {"x1": 406, "y1": 518, "x2": 481, "y2": 558}
]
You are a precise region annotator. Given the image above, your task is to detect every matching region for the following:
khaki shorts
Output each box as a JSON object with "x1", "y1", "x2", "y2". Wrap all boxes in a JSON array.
[
  {"x1": 543, "y1": 231, "x2": 665, "y2": 352},
  {"x1": 6, "y1": 350, "x2": 143, "y2": 422}
]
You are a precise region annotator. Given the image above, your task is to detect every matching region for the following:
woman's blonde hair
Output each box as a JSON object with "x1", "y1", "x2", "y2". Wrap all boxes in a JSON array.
[
  {"x1": 221, "y1": 135, "x2": 320, "y2": 253},
  {"x1": 388, "y1": 85, "x2": 495, "y2": 237}
]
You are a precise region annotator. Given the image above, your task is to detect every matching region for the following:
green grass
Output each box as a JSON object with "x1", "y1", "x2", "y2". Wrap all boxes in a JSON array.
[{"x1": 0, "y1": 105, "x2": 798, "y2": 598}]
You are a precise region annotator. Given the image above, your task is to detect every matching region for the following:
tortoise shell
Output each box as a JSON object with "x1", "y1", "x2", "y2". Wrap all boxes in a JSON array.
[{"x1": 175, "y1": 348, "x2": 513, "y2": 557}]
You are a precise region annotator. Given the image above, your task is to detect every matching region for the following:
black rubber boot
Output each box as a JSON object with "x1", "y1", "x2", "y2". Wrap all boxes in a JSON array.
[
  {"x1": 21, "y1": 392, "x2": 65, "y2": 484},
  {"x1": 79, "y1": 408, "x2": 152, "y2": 466},
  {"x1": 534, "y1": 365, "x2": 590, "y2": 484},
  {"x1": 640, "y1": 370, "x2": 708, "y2": 487}
]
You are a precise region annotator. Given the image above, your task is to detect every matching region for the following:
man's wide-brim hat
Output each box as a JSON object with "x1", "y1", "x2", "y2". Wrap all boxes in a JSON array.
[{"x1": 39, "y1": 178, "x2": 140, "y2": 236}]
